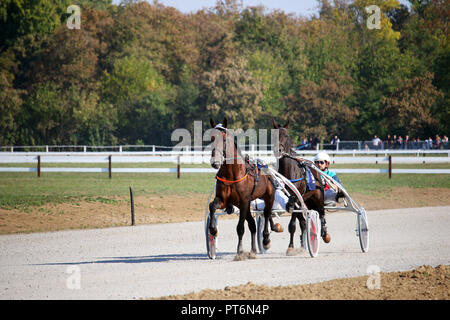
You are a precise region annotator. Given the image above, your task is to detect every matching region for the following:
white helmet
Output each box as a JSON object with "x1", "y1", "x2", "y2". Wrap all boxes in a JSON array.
[{"x1": 314, "y1": 152, "x2": 331, "y2": 163}]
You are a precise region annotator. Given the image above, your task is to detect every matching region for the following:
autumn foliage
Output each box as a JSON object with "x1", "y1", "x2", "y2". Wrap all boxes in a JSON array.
[{"x1": 0, "y1": 0, "x2": 447, "y2": 146}]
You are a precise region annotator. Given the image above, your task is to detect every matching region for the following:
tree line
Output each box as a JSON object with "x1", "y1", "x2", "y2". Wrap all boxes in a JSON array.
[{"x1": 0, "y1": 0, "x2": 448, "y2": 147}]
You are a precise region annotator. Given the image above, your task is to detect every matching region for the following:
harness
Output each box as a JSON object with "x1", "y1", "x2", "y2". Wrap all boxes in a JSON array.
[
  {"x1": 281, "y1": 152, "x2": 319, "y2": 194},
  {"x1": 213, "y1": 128, "x2": 257, "y2": 195},
  {"x1": 216, "y1": 173, "x2": 248, "y2": 184},
  {"x1": 215, "y1": 161, "x2": 259, "y2": 197}
]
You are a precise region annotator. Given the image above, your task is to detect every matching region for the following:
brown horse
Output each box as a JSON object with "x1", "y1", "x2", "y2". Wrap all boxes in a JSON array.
[
  {"x1": 273, "y1": 119, "x2": 330, "y2": 255},
  {"x1": 208, "y1": 118, "x2": 276, "y2": 257}
]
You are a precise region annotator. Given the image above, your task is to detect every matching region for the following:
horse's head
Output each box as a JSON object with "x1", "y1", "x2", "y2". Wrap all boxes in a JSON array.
[
  {"x1": 209, "y1": 118, "x2": 234, "y2": 169},
  {"x1": 273, "y1": 118, "x2": 291, "y2": 159}
]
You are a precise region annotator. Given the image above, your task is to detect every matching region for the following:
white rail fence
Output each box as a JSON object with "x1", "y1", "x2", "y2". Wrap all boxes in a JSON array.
[{"x1": 0, "y1": 150, "x2": 449, "y2": 176}]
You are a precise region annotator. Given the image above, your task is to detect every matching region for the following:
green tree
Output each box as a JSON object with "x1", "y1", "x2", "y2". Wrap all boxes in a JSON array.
[
  {"x1": 382, "y1": 73, "x2": 442, "y2": 137},
  {"x1": 0, "y1": 0, "x2": 69, "y2": 49},
  {"x1": 202, "y1": 56, "x2": 264, "y2": 129},
  {"x1": 247, "y1": 49, "x2": 290, "y2": 119},
  {"x1": 0, "y1": 72, "x2": 23, "y2": 145},
  {"x1": 101, "y1": 54, "x2": 172, "y2": 144},
  {"x1": 285, "y1": 63, "x2": 357, "y2": 139}
]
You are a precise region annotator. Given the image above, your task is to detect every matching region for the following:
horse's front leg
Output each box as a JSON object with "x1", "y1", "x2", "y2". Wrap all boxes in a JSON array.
[
  {"x1": 298, "y1": 213, "x2": 307, "y2": 248},
  {"x1": 209, "y1": 196, "x2": 224, "y2": 237},
  {"x1": 244, "y1": 203, "x2": 257, "y2": 255},
  {"x1": 236, "y1": 205, "x2": 247, "y2": 254}
]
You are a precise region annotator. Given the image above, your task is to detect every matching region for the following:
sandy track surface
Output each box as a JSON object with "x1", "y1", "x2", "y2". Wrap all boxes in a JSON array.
[{"x1": 0, "y1": 206, "x2": 449, "y2": 300}]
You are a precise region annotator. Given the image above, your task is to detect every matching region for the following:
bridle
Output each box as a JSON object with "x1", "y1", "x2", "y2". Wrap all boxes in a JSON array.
[{"x1": 213, "y1": 128, "x2": 249, "y2": 185}]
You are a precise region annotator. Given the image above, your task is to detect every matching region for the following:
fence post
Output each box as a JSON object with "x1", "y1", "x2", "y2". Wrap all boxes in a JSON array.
[
  {"x1": 389, "y1": 155, "x2": 392, "y2": 179},
  {"x1": 129, "y1": 187, "x2": 135, "y2": 226},
  {"x1": 108, "y1": 155, "x2": 112, "y2": 179},
  {"x1": 37, "y1": 155, "x2": 41, "y2": 178},
  {"x1": 177, "y1": 155, "x2": 181, "y2": 179}
]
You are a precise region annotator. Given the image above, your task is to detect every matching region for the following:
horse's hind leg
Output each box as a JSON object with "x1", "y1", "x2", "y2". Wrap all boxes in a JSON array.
[
  {"x1": 298, "y1": 214, "x2": 306, "y2": 248},
  {"x1": 236, "y1": 205, "x2": 248, "y2": 255},
  {"x1": 306, "y1": 190, "x2": 330, "y2": 243},
  {"x1": 286, "y1": 212, "x2": 297, "y2": 255},
  {"x1": 208, "y1": 197, "x2": 224, "y2": 237},
  {"x1": 262, "y1": 206, "x2": 271, "y2": 250},
  {"x1": 319, "y1": 206, "x2": 330, "y2": 243},
  {"x1": 269, "y1": 217, "x2": 283, "y2": 233}
]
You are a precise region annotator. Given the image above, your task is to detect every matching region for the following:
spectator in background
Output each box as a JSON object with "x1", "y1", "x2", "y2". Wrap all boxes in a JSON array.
[
  {"x1": 397, "y1": 135, "x2": 403, "y2": 149},
  {"x1": 418, "y1": 137, "x2": 423, "y2": 149},
  {"x1": 434, "y1": 135, "x2": 441, "y2": 149},
  {"x1": 412, "y1": 137, "x2": 419, "y2": 149},
  {"x1": 426, "y1": 137, "x2": 433, "y2": 149},
  {"x1": 301, "y1": 137, "x2": 307, "y2": 145},
  {"x1": 331, "y1": 135, "x2": 340, "y2": 150},
  {"x1": 393, "y1": 134, "x2": 398, "y2": 149},
  {"x1": 385, "y1": 134, "x2": 392, "y2": 149},
  {"x1": 442, "y1": 135, "x2": 448, "y2": 149},
  {"x1": 404, "y1": 135, "x2": 410, "y2": 149},
  {"x1": 372, "y1": 135, "x2": 381, "y2": 150}
]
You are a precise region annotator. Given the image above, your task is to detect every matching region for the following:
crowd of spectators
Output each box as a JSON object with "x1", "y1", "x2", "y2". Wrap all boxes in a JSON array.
[
  {"x1": 378, "y1": 134, "x2": 448, "y2": 150},
  {"x1": 296, "y1": 134, "x2": 449, "y2": 151}
]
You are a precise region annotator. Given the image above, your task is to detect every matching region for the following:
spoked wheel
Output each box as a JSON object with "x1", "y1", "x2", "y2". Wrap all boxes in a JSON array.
[
  {"x1": 357, "y1": 208, "x2": 369, "y2": 253},
  {"x1": 306, "y1": 210, "x2": 321, "y2": 258},
  {"x1": 205, "y1": 215, "x2": 217, "y2": 260},
  {"x1": 256, "y1": 214, "x2": 268, "y2": 254}
]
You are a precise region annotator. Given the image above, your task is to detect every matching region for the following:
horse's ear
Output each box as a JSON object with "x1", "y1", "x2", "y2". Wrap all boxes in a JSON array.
[
  {"x1": 210, "y1": 118, "x2": 216, "y2": 128},
  {"x1": 273, "y1": 118, "x2": 279, "y2": 129},
  {"x1": 222, "y1": 118, "x2": 227, "y2": 128},
  {"x1": 283, "y1": 120, "x2": 290, "y2": 129}
]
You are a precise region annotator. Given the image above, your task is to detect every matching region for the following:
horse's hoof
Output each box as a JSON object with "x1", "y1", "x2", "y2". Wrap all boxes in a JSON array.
[
  {"x1": 272, "y1": 223, "x2": 283, "y2": 233},
  {"x1": 233, "y1": 253, "x2": 246, "y2": 261},
  {"x1": 286, "y1": 247, "x2": 296, "y2": 256},
  {"x1": 233, "y1": 252, "x2": 256, "y2": 261},
  {"x1": 263, "y1": 240, "x2": 271, "y2": 250},
  {"x1": 322, "y1": 233, "x2": 331, "y2": 243}
]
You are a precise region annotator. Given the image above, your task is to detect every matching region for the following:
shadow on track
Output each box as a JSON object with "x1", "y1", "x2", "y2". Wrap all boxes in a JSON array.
[{"x1": 32, "y1": 252, "x2": 238, "y2": 266}]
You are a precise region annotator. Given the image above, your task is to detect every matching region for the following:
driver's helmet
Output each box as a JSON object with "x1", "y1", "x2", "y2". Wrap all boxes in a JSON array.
[{"x1": 314, "y1": 152, "x2": 331, "y2": 164}]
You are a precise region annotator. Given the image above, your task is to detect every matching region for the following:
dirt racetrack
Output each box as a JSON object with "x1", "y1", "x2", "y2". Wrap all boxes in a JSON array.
[
  {"x1": 1, "y1": 186, "x2": 450, "y2": 235},
  {"x1": 0, "y1": 206, "x2": 449, "y2": 300}
]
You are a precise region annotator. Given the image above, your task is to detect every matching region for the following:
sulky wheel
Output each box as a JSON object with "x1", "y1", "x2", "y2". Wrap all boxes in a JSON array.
[
  {"x1": 357, "y1": 208, "x2": 369, "y2": 253},
  {"x1": 306, "y1": 210, "x2": 321, "y2": 258},
  {"x1": 205, "y1": 215, "x2": 218, "y2": 260}
]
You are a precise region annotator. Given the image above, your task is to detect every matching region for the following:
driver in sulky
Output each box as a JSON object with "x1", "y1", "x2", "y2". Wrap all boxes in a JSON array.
[{"x1": 313, "y1": 152, "x2": 344, "y2": 206}]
